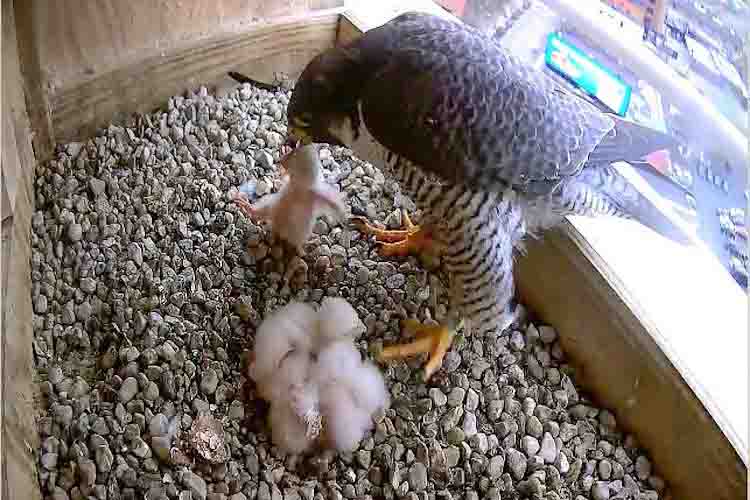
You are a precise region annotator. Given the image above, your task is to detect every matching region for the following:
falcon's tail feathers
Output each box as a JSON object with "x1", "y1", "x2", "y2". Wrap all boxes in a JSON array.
[
  {"x1": 587, "y1": 115, "x2": 679, "y2": 167},
  {"x1": 612, "y1": 162, "x2": 695, "y2": 246},
  {"x1": 227, "y1": 71, "x2": 280, "y2": 92},
  {"x1": 571, "y1": 115, "x2": 695, "y2": 245},
  {"x1": 564, "y1": 164, "x2": 693, "y2": 246}
]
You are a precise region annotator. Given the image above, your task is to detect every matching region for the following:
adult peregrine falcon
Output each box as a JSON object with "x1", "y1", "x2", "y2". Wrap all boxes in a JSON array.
[{"x1": 270, "y1": 11, "x2": 688, "y2": 381}]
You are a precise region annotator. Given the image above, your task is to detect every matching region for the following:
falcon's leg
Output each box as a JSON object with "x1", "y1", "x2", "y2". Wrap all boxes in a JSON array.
[
  {"x1": 376, "y1": 317, "x2": 463, "y2": 382},
  {"x1": 350, "y1": 210, "x2": 436, "y2": 257}
]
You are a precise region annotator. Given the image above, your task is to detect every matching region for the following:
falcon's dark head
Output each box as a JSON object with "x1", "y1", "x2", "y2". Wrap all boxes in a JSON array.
[{"x1": 285, "y1": 47, "x2": 368, "y2": 149}]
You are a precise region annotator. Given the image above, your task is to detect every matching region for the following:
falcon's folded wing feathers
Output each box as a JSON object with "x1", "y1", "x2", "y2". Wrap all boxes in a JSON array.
[{"x1": 355, "y1": 12, "x2": 614, "y2": 197}]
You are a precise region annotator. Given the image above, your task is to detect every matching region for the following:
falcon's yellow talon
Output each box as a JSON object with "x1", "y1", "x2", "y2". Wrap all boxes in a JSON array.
[
  {"x1": 377, "y1": 322, "x2": 454, "y2": 382},
  {"x1": 400, "y1": 318, "x2": 437, "y2": 340},
  {"x1": 378, "y1": 335, "x2": 435, "y2": 360},
  {"x1": 350, "y1": 210, "x2": 430, "y2": 258},
  {"x1": 401, "y1": 318, "x2": 424, "y2": 335},
  {"x1": 349, "y1": 216, "x2": 411, "y2": 242}
]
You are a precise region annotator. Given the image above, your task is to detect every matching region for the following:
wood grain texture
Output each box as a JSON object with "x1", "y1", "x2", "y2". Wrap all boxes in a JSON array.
[
  {"x1": 2, "y1": 0, "x2": 43, "y2": 498},
  {"x1": 603, "y1": 163, "x2": 748, "y2": 461},
  {"x1": 50, "y1": 10, "x2": 341, "y2": 144},
  {"x1": 515, "y1": 221, "x2": 747, "y2": 500},
  {"x1": 13, "y1": 0, "x2": 55, "y2": 161},
  {"x1": 27, "y1": 0, "x2": 343, "y2": 92}
]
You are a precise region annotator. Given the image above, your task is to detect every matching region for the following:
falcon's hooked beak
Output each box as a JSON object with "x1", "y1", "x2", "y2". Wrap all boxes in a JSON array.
[
  {"x1": 281, "y1": 119, "x2": 307, "y2": 170},
  {"x1": 286, "y1": 114, "x2": 313, "y2": 149},
  {"x1": 286, "y1": 114, "x2": 347, "y2": 151}
]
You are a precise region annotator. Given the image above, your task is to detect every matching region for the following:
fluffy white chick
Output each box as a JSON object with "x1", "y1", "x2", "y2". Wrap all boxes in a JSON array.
[
  {"x1": 315, "y1": 340, "x2": 390, "y2": 453},
  {"x1": 247, "y1": 297, "x2": 389, "y2": 455},
  {"x1": 233, "y1": 144, "x2": 346, "y2": 252},
  {"x1": 247, "y1": 301, "x2": 321, "y2": 453},
  {"x1": 247, "y1": 301, "x2": 317, "y2": 403}
]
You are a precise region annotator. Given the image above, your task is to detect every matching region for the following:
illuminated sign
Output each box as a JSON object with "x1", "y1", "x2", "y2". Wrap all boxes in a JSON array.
[{"x1": 545, "y1": 32, "x2": 632, "y2": 116}]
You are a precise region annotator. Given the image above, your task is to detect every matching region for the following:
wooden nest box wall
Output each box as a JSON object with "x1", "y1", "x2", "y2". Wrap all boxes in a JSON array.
[
  {"x1": 2, "y1": 1, "x2": 746, "y2": 499},
  {"x1": 3, "y1": 1, "x2": 343, "y2": 498}
]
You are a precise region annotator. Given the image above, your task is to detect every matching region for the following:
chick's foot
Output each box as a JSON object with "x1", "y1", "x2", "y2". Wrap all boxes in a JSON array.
[
  {"x1": 377, "y1": 319, "x2": 454, "y2": 382},
  {"x1": 350, "y1": 210, "x2": 433, "y2": 258},
  {"x1": 233, "y1": 192, "x2": 257, "y2": 219}
]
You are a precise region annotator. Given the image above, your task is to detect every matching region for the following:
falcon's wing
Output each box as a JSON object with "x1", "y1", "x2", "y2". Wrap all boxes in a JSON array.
[{"x1": 357, "y1": 13, "x2": 615, "y2": 197}]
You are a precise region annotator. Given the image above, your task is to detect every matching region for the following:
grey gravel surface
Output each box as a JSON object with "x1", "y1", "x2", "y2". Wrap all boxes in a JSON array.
[{"x1": 31, "y1": 82, "x2": 668, "y2": 500}]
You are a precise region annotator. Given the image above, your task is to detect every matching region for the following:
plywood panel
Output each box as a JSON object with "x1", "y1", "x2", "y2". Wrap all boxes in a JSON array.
[
  {"x1": 2, "y1": 0, "x2": 42, "y2": 498},
  {"x1": 27, "y1": 0, "x2": 342, "y2": 92},
  {"x1": 13, "y1": 0, "x2": 343, "y2": 146},
  {"x1": 13, "y1": 0, "x2": 56, "y2": 160},
  {"x1": 514, "y1": 221, "x2": 747, "y2": 500},
  {"x1": 49, "y1": 10, "x2": 341, "y2": 144}
]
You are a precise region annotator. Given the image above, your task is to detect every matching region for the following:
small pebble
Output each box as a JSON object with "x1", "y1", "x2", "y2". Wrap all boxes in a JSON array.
[
  {"x1": 507, "y1": 448, "x2": 527, "y2": 480},
  {"x1": 539, "y1": 325, "x2": 558, "y2": 343},
  {"x1": 521, "y1": 436, "x2": 540, "y2": 457},
  {"x1": 201, "y1": 369, "x2": 219, "y2": 395},
  {"x1": 430, "y1": 388, "x2": 447, "y2": 406},
  {"x1": 408, "y1": 463, "x2": 428, "y2": 492},
  {"x1": 540, "y1": 432, "x2": 558, "y2": 463},
  {"x1": 67, "y1": 223, "x2": 83, "y2": 242},
  {"x1": 591, "y1": 482, "x2": 611, "y2": 500},
  {"x1": 447, "y1": 387, "x2": 465, "y2": 407},
  {"x1": 635, "y1": 455, "x2": 652, "y2": 481},
  {"x1": 118, "y1": 377, "x2": 138, "y2": 403},
  {"x1": 182, "y1": 471, "x2": 208, "y2": 500},
  {"x1": 487, "y1": 454, "x2": 504, "y2": 479}
]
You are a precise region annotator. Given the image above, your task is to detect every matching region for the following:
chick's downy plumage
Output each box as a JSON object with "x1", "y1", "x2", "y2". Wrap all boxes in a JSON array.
[
  {"x1": 234, "y1": 144, "x2": 346, "y2": 252},
  {"x1": 281, "y1": 11, "x2": 692, "y2": 382},
  {"x1": 248, "y1": 298, "x2": 389, "y2": 454}
]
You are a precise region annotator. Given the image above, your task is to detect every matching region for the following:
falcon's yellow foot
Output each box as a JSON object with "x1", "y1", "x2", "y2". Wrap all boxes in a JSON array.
[
  {"x1": 350, "y1": 210, "x2": 432, "y2": 258},
  {"x1": 377, "y1": 319, "x2": 455, "y2": 382}
]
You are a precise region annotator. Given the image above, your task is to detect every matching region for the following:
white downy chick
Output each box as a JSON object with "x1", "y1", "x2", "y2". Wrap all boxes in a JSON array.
[
  {"x1": 247, "y1": 298, "x2": 389, "y2": 455},
  {"x1": 268, "y1": 380, "x2": 321, "y2": 455},
  {"x1": 247, "y1": 301, "x2": 321, "y2": 454},
  {"x1": 247, "y1": 301, "x2": 317, "y2": 403},
  {"x1": 315, "y1": 296, "x2": 366, "y2": 345},
  {"x1": 315, "y1": 340, "x2": 390, "y2": 452},
  {"x1": 234, "y1": 145, "x2": 346, "y2": 252}
]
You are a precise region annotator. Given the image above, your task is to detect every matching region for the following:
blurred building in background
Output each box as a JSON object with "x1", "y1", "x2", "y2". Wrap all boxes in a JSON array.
[
  {"x1": 435, "y1": 0, "x2": 529, "y2": 34},
  {"x1": 604, "y1": 0, "x2": 667, "y2": 33},
  {"x1": 734, "y1": 50, "x2": 748, "y2": 86}
]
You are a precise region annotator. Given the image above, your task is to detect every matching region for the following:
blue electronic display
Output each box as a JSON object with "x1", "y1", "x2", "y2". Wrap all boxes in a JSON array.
[{"x1": 545, "y1": 32, "x2": 633, "y2": 116}]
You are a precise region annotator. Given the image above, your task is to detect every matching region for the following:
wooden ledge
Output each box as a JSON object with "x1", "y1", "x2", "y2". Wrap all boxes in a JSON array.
[
  {"x1": 516, "y1": 217, "x2": 747, "y2": 500},
  {"x1": 2, "y1": 2, "x2": 43, "y2": 498}
]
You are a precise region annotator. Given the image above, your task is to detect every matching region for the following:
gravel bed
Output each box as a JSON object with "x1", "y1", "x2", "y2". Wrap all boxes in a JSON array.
[{"x1": 31, "y1": 82, "x2": 668, "y2": 500}]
